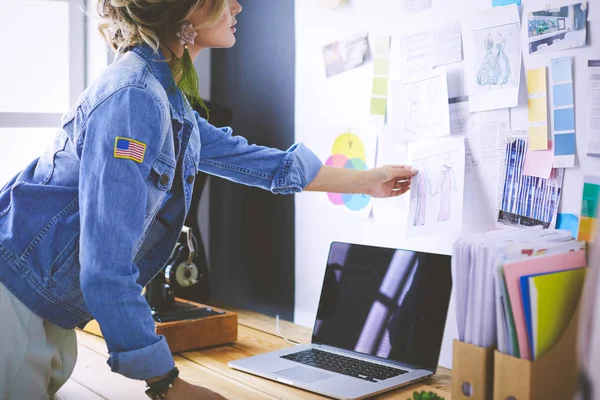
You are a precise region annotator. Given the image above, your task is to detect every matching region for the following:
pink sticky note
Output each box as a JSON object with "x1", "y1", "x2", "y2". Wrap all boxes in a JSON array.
[
  {"x1": 524, "y1": 141, "x2": 554, "y2": 179},
  {"x1": 503, "y1": 249, "x2": 587, "y2": 360}
]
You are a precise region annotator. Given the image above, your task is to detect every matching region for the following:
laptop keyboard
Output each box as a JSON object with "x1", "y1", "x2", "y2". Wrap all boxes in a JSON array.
[{"x1": 281, "y1": 348, "x2": 408, "y2": 382}]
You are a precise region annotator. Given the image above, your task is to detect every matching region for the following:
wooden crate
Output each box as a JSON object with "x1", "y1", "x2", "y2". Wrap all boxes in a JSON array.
[{"x1": 81, "y1": 299, "x2": 238, "y2": 353}]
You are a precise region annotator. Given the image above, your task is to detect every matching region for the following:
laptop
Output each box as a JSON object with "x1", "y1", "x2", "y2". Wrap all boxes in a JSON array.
[{"x1": 229, "y1": 242, "x2": 452, "y2": 400}]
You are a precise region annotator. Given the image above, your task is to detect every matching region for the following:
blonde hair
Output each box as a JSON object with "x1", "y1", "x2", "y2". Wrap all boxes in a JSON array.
[{"x1": 97, "y1": 0, "x2": 227, "y2": 63}]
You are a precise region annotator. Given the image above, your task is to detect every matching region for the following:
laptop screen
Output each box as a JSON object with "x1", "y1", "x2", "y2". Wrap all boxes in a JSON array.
[{"x1": 311, "y1": 242, "x2": 452, "y2": 372}]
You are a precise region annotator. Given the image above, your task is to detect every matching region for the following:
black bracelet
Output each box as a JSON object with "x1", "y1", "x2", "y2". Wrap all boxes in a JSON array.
[{"x1": 145, "y1": 366, "x2": 179, "y2": 400}]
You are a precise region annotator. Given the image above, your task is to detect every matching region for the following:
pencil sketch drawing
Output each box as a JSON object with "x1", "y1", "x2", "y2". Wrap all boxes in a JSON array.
[
  {"x1": 437, "y1": 154, "x2": 458, "y2": 222},
  {"x1": 478, "y1": 32, "x2": 511, "y2": 89},
  {"x1": 404, "y1": 76, "x2": 444, "y2": 135},
  {"x1": 410, "y1": 153, "x2": 458, "y2": 226},
  {"x1": 474, "y1": 23, "x2": 520, "y2": 93}
]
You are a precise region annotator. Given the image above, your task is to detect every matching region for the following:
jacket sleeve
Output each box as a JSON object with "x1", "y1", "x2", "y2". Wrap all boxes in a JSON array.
[
  {"x1": 78, "y1": 86, "x2": 175, "y2": 380},
  {"x1": 194, "y1": 111, "x2": 322, "y2": 194}
]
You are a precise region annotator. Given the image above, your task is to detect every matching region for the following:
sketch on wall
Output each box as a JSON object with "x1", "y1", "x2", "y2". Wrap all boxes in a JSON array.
[
  {"x1": 390, "y1": 68, "x2": 450, "y2": 141},
  {"x1": 474, "y1": 24, "x2": 519, "y2": 92},
  {"x1": 407, "y1": 138, "x2": 465, "y2": 237},
  {"x1": 464, "y1": 4, "x2": 522, "y2": 112}
]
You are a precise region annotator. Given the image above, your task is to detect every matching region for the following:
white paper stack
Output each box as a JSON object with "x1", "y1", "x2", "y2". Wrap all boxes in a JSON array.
[{"x1": 452, "y1": 227, "x2": 575, "y2": 350}]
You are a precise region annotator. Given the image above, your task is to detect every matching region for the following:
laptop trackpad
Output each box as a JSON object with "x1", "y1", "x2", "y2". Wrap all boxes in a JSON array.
[{"x1": 275, "y1": 367, "x2": 333, "y2": 383}]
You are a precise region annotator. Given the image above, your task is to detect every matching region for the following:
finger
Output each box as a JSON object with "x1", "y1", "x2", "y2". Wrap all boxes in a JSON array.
[
  {"x1": 392, "y1": 186, "x2": 410, "y2": 196},
  {"x1": 386, "y1": 166, "x2": 418, "y2": 179},
  {"x1": 386, "y1": 165, "x2": 413, "y2": 170},
  {"x1": 394, "y1": 180, "x2": 410, "y2": 189}
]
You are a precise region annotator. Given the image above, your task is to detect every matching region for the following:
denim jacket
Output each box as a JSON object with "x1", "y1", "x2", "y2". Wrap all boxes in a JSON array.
[{"x1": 0, "y1": 43, "x2": 322, "y2": 381}]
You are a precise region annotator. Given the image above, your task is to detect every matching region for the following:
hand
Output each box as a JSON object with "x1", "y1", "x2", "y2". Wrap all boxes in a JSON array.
[
  {"x1": 165, "y1": 378, "x2": 228, "y2": 400},
  {"x1": 365, "y1": 165, "x2": 418, "y2": 198}
]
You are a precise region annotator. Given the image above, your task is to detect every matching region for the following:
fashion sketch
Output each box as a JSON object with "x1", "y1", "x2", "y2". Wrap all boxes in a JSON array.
[
  {"x1": 404, "y1": 77, "x2": 443, "y2": 134},
  {"x1": 436, "y1": 155, "x2": 458, "y2": 222},
  {"x1": 477, "y1": 32, "x2": 502, "y2": 88},
  {"x1": 496, "y1": 33, "x2": 511, "y2": 87},
  {"x1": 410, "y1": 161, "x2": 435, "y2": 227}
]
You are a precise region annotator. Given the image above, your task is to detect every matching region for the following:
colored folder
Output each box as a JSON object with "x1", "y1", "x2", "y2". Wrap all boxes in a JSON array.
[{"x1": 502, "y1": 250, "x2": 586, "y2": 360}]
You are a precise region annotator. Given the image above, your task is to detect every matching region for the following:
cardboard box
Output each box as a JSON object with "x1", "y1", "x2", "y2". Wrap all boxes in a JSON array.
[
  {"x1": 452, "y1": 340, "x2": 495, "y2": 400},
  {"x1": 493, "y1": 303, "x2": 581, "y2": 400}
]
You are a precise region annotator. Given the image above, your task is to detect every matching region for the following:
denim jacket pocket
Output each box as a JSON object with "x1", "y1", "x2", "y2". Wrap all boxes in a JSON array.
[{"x1": 145, "y1": 157, "x2": 175, "y2": 217}]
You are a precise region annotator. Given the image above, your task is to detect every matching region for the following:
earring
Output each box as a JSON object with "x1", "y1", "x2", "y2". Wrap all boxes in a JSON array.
[{"x1": 176, "y1": 21, "x2": 198, "y2": 49}]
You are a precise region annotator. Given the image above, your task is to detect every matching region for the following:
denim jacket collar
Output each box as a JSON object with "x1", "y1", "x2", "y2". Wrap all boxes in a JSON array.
[{"x1": 130, "y1": 43, "x2": 187, "y2": 125}]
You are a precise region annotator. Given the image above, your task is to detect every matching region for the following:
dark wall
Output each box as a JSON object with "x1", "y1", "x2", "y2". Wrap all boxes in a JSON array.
[{"x1": 209, "y1": 0, "x2": 296, "y2": 320}]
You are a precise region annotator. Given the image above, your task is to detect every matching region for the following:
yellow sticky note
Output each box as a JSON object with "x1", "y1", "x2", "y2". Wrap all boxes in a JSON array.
[
  {"x1": 528, "y1": 97, "x2": 547, "y2": 123},
  {"x1": 529, "y1": 126, "x2": 548, "y2": 150},
  {"x1": 527, "y1": 68, "x2": 547, "y2": 94}
]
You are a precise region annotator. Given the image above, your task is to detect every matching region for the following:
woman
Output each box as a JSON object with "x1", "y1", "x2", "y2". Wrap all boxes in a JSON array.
[{"x1": 0, "y1": 0, "x2": 416, "y2": 399}]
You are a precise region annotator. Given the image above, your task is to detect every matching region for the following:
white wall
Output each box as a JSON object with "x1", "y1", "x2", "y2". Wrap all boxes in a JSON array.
[{"x1": 294, "y1": 0, "x2": 599, "y2": 369}]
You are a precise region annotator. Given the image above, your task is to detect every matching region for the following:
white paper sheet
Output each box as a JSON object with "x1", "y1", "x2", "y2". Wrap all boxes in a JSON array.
[
  {"x1": 406, "y1": 137, "x2": 466, "y2": 236},
  {"x1": 390, "y1": 68, "x2": 451, "y2": 141},
  {"x1": 372, "y1": 127, "x2": 409, "y2": 222},
  {"x1": 460, "y1": 106, "x2": 511, "y2": 233},
  {"x1": 405, "y1": 22, "x2": 463, "y2": 76},
  {"x1": 463, "y1": 4, "x2": 522, "y2": 112},
  {"x1": 587, "y1": 60, "x2": 600, "y2": 157}
]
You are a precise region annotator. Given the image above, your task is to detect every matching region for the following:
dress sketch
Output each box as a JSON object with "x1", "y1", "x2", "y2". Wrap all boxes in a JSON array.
[
  {"x1": 426, "y1": 78, "x2": 443, "y2": 129},
  {"x1": 412, "y1": 170, "x2": 428, "y2": 226},
  {"x1": 405, "y1": 84, "x2": 420, "y2": 133},
  {"x1": 405, "y1": 77, "x2": 443, "y2": 134},
  {"x1": 496, "y1": 33, "x2": 511, "y2": 87},
  {"x1": 477, "y1": 32, "x2": 502, "y2": 89},
  {"x1": 411, "y1": 164, "x2": 436, "y2": 227},
  {"x1": 437, "y1": 160, "x2": 457, "y2": 223}
]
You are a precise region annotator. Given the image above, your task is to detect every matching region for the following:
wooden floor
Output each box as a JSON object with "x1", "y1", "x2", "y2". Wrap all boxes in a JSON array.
[{"x1": 54, "y1": 307, "x2": 452, "y2": 399}]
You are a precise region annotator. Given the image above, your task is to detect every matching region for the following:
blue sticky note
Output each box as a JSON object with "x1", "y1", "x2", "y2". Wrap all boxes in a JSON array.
[
  {"x1": 554, "y1": 133, "x2": 576, "y2": 156},
  {"x1": 551, "y1": 57, "x2": 572, "y2": 83},
  {"x1": 554, "y1": 108, "x2": 575, "y2": 132},
  {"x1": 557, "y1": 213, "x2": 579, "y2": 239},
  {"x1": 493, "y1": 0, "x2": 521, "y2": 6},
  {"x1": 553, "y1": 83, "x2": 574, "y2": 107}
]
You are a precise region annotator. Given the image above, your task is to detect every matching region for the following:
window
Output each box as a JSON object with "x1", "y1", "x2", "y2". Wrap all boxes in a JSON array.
[{"x1": 0, "y1": 0, "x2": 86, "y2": 185}]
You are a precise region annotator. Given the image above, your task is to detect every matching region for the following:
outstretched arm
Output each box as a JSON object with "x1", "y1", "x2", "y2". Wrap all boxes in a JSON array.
[{"x1": 304, "y1": 165, "x2": 417, "y2": 198}]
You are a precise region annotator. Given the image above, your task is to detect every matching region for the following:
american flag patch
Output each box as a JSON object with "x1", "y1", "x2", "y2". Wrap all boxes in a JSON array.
[{"x1": 114, "y1": 137, "x2": 146, "y2": 163}]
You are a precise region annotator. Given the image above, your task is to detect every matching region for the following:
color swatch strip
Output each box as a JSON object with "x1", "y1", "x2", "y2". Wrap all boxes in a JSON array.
[
  {"x1": 370, "y1": 36, "x2": 392, "y2": 121},
  {"x1": 578, "y1": 175, "x2": 600, "y2": 242},
  {"x1": 526, "y1": 67, "x2": 549, "y2": 151},
  {"x1": 551, "y1": 57, "x2": 576, "y2": 168}
]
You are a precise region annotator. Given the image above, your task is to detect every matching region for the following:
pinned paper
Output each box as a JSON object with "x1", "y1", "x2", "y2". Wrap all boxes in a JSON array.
[
  {"x1": 322, "y1": 32, "x2": 369, "y2": 78},
  {"x1": 524, "y1": 141, "x2": 553, "y2": 179},
  {"x1": 551, "y1": 57, "x2": 576, "y2": 168},
  {"x1": 526, "y1": 68, "x2": 548, "y2": 150},
  {"x1": 370, "y1": 36, "x2": 391, "y2": 122}
]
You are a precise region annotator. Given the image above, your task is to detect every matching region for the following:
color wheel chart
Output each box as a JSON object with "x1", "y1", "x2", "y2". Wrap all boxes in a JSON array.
[{"x1": 325, "y1": 132, "x2": 371, "y2": 212}]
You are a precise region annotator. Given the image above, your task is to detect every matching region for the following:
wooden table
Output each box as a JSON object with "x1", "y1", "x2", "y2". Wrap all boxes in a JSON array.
[{"x1": 54, "y1": 307, "x2": 452, "y2": 400}]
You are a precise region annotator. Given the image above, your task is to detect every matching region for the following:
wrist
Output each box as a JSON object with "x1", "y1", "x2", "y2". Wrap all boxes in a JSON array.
[{"x1": 145, "y1": 366, "x2": 179, "y2": 400}]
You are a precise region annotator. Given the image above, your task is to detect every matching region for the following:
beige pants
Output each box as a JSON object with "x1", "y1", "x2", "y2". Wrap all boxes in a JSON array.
[{"x1": 0, "y1": 281, "x2": 77, "y2": 400}]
